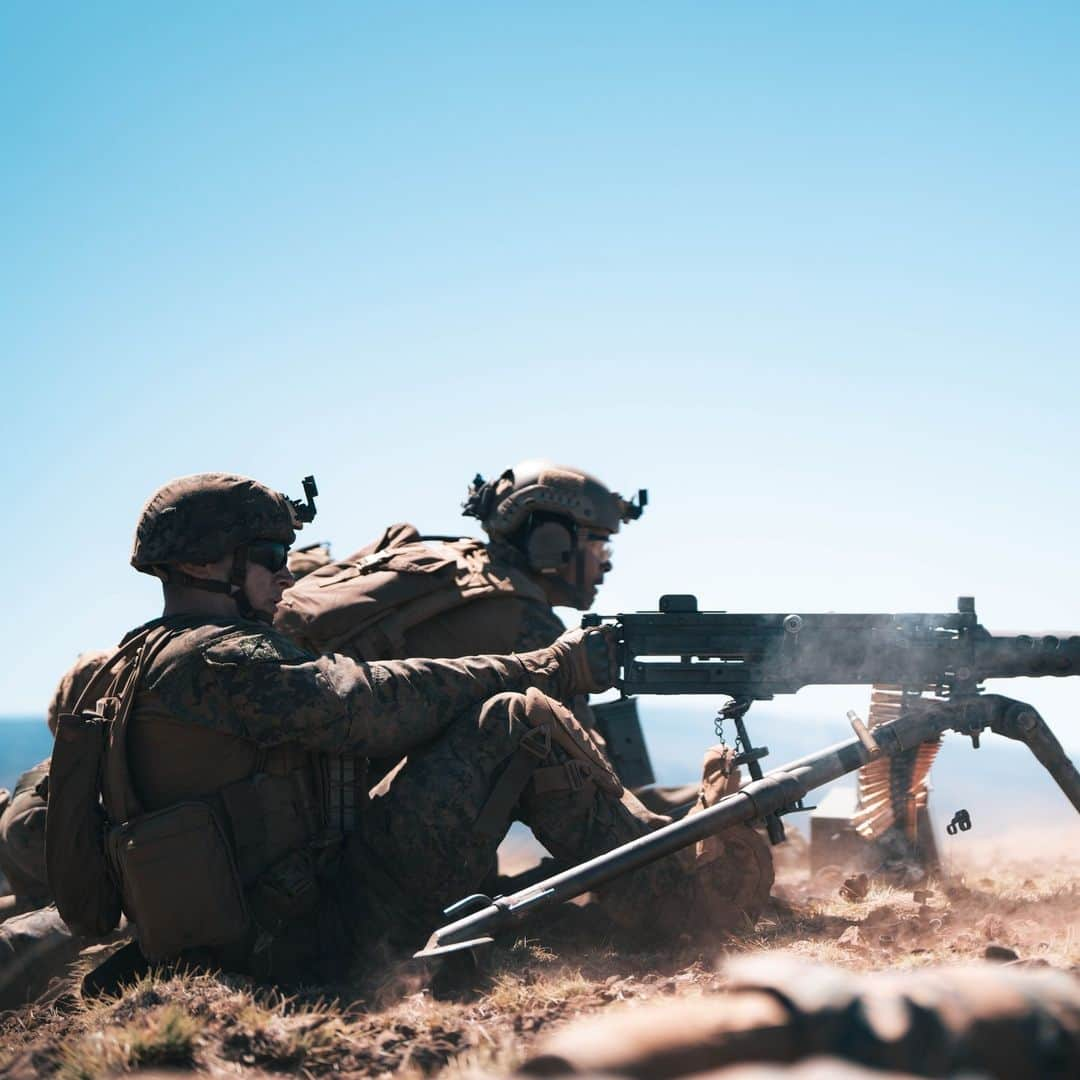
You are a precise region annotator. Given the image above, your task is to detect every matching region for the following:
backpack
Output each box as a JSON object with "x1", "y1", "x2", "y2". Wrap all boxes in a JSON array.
[
  {"x1": 274, "y1": 523, "x2": 548, "y2": 659},
  {"x1": 45, "y1": 629, "x2": 160, "y2": 937},
  {"x1": 47, "y1": 627, "x2": 250, "y2": 957}
]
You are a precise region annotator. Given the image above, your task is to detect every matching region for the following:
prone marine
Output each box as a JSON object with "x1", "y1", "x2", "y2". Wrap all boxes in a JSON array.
[{"x1": 519, "y1": 955, "x2": 1080, "y2": 1079}]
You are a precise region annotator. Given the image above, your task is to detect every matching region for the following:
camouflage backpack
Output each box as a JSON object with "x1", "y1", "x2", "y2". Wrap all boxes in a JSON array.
[{"x1": 274, "y1": 523, "x2": 548, "y2": 659}]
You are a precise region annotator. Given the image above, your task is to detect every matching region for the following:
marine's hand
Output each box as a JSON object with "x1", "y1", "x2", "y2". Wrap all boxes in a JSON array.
[{"x1": 550, "y1": 626, "x2": 618, "y2": 695}]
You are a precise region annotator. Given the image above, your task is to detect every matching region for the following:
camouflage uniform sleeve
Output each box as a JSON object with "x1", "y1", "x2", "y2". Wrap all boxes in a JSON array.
[
  {"x1": 512, "y1": 600, "x2": 568, "y2": 653},
  {"x1": 151, "y1": 626, "x2": 567, "y2": 758}
]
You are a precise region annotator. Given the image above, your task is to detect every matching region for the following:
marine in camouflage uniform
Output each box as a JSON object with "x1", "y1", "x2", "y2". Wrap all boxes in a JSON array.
[
  {"x1": 46, "y1": 473, "x2": 768, "y2": 985},
  {"x1": 276, "y1": 463, "x2": 654, "y2": 778},
  {"x1": 273, "y1": 463, "x2": 768, "y2": 894},
  {"x1": 0, "y1": 649, "x2": 110, "y2": 913}
]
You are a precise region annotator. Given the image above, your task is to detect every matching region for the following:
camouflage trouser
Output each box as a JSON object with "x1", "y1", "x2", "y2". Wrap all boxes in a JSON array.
[
  {"x1": 0, "y1": 783, "x2": 50, "y2": 909},
  {"x1": 349, "y1": 690, "x2": 772, "y2": 952}
]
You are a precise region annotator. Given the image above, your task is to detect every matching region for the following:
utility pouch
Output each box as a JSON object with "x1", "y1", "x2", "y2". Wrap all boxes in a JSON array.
[
  {"x1": 46, "y1": 712, "x2": 123, "y2": 937},
  {"x1": 247, "y1": 849, "x2": 321, "y2": 936},
  {"x1": 108, "y1": 801, "x2": 249, "y2": 961}
]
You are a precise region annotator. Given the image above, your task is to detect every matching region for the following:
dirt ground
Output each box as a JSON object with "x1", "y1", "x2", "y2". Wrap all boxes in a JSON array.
[{"x1": 2, "y1": 827, "x2": 1077, "y2": 1080}]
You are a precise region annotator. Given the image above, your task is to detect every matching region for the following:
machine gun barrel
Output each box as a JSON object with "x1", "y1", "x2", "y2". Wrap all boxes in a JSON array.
[
  {"x1": 415, "y1": 704, "x2": 951, "y2": 959},
  {"x1": 582, "y1": 595, "x2": 1080, "y2": 698}
]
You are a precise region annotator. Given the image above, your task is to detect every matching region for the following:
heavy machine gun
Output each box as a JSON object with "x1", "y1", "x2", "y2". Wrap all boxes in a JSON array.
[
  {"x1": 582, "y1": 594, "x2": 1080, "y2": 698},
  {"x1": 583, "y1": 594, "x2": 1080, "y2": 844}
]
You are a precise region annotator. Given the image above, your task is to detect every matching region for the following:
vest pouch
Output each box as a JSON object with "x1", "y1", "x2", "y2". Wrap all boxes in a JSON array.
[
  {"x1": 109, "y1": 801, "x2": 249, "y2": 961},
  {"x1": 46, "y1": 713, "x2": 123, "y2": 937},
  {"x1": 247, "y1": 848, "x2": 321, "y2": 937}
]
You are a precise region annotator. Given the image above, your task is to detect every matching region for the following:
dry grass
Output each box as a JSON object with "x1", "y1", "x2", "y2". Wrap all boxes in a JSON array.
[{"x1": 1, "y1": 839, "x2": 1076, "y2": 1080}]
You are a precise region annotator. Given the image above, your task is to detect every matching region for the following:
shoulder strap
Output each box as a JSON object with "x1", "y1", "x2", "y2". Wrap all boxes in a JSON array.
[
  {"x1": 99, "y1": 627, "x2": 177, "y2": 823},
  {"x1": 66, "y1": 626, "x2": 161, "y2": 718}
]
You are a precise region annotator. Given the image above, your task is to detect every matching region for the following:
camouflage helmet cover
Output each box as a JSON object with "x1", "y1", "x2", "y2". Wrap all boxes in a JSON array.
[
  {"x1": 464, "y1": 460, "x2": 645, "y2": 538},
  {"x1": 131, "y1": 473, "x2": 300, "y2": 573}
]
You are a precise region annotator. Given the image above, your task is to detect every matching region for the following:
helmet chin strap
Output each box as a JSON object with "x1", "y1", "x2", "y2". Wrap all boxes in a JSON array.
[
  {"x1": 166, "y1": 546, "x2": 265, "y2": 622},
  {"x1": 228, "y1": 546, "x2": 260, "y2": 621},
  {"x1": 541, "y1": 548, "x2": 593, "y2": 610}
]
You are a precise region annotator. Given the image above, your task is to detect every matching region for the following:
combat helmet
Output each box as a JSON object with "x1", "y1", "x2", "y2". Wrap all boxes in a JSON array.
[
  {"x1": 463, "y1": 460, "x2": 645, "y2": 604},
  {"x1": 131, "y1": 473, "x2": 317, "y2": 619}
]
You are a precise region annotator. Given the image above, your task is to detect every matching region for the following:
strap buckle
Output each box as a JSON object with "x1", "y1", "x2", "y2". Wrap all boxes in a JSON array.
[
  {"x1": 563, "y1": 759, "x2": 593, "y2": 791},
  {"x1": 519, "y1": 724, "x2": 552, "y2": 761}
]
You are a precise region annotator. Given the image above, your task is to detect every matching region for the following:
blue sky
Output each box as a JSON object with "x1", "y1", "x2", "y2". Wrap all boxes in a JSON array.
[{"x1": 3, "y1": 0, "x2": 1079, "y2": 789}]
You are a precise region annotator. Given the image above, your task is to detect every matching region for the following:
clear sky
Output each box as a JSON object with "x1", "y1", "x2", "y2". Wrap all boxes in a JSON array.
[{"x1": 3, "y1": 1, "x2": 1078, "y2": 782}]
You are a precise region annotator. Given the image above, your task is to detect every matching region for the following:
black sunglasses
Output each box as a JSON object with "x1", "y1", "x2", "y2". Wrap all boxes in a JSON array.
[{"x1": 246, "y1": 540, "x2": 290, "y2": 573}]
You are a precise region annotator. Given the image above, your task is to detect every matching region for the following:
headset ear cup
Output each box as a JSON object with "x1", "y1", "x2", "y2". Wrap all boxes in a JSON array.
[{"x1": 525, "y1": 521, "x2": 575, "y2": 572}]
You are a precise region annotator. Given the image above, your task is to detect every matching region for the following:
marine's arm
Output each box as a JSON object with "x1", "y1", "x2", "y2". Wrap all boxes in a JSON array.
[
  {"x1": 154, "y1": 624, "x2": 609, "y2": 759},
  {"x1": 511, "y1": 599, "x2": 569, "y2": 653}
]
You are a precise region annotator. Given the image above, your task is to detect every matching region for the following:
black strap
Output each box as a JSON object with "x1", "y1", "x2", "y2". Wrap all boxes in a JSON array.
[
  {"x1": 163, "y1": 546, "x2": 254, "y2": 618},
  {"x1": 164, "y1": 570, "x2": 235, "y2": 596},
  {"x1": 231, "y1": 546, "x2": 266, "y2": 621},
  {"x1": 473, "y1": 725, "x2": 552, "y2": 838}
]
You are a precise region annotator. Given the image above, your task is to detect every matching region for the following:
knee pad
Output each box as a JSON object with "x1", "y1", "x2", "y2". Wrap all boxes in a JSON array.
[
  {"x1": 517, "y1": 689, "x2": 622, "y2": 799},
  {"x1": 472, "y1": 690, "x2": 623, "y2": 839}
]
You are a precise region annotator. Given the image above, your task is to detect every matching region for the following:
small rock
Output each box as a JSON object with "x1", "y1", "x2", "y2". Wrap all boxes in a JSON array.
[
  {"x1": 984, "y1": 944, "x2": 1019, "y2": 963},
  {"x1": 863, "y1": 903, "x2": 900, "y2": 928},
  {"x1": 840, "y1": 874, "x2": 870, "y2": 901},
  {"x1": 837, "y1": 926, "x2": 862, "y2": 947}
]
